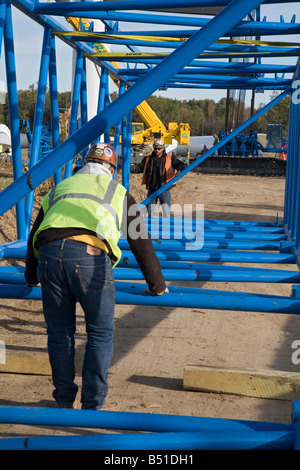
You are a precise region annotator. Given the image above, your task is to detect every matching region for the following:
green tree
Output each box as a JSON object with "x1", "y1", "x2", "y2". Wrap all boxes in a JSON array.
[
  {"x1": 254, "y1": 92, "x2": 290, "y2": 136},
  {"x1": 0, "y1": 85, "x2": 291, "y2": 142}
]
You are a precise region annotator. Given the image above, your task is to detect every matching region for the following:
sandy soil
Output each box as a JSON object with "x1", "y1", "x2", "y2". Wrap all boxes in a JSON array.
[{"x1": 1, "y1": 164, "x2": 300, "y2": 440}]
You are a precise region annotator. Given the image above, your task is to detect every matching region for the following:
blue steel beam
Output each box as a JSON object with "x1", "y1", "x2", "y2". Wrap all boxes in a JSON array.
[
  {"x1": 11, "y1": 0, "x2": 127, "y2": 85},
  {"x1": 48, "y1": 34, "x2": 62, "y2": 185},
  {"x1": 0, "y1": 239, "x2": 295, "y2": 265},
  {"x1": 64, "y1": 51, "x2": 84, "y2": 178},
  {"x1": 112, "y1": 80, "x2": 126, "y2": 179},
  {"x1": 143, "y1": 230, "x2": 286, "y2": 241},
  {"x1": 84, "y1": 27, "x2": 300, "y2": 40},
  {"x1": 0, "y1": 403, "x2": 295, "y2": 451},
  {"x1": 144, "y1": 217, "x2": 283, "y2": 228},
  {"x1": 3, "y1": 0, "x2": 26, "y2": 240},
  {"x1": 92, "y1": 50, "x2": 300, "y2": 60},
  {"x1": 0, "y1": 405, "x2": 292, "y2": 432},
  {"x1": 33, "y1": 0, "x2": 300, "y2": 15},
  {"x1": 126, "y1": 82, "x2": 289, "y2": 91},
  {"x1": 0, "y1": 0, "x2": 266, "y2": 216},
  {"x1": 119, "y1": 71, "x2": 293, "y2": 83},
  {"x1": 114, "y1": 267, "x2": 300, "y2": 283},
  {"x1": 77, "y1": 34, "x2": 300, "y2": 57},
  {"x1": 284, "y1": 64, "x2": 300, "y2": 241},
  {"x1": 24, "y1": 27, "x2": 52, "y2": 236},
  {"x1": 117, "y1": 64, "x2": 296, "y2": 75},
  {"x1": 123, "y1": 62, "x2": 296, "y2": 75},
  {"x1": 0, "y1": 430, "x2": 293, "y2": 450},
  {"x1": 62, "y1": 33, "x2": 300, "y2": 55},
  {"x1": 121, "y1": 75, "x2": 292, "y2": 89},
  {"x1": 118, "y1": 238, "x2": 280, "y2": 251},
  {"x1": 1, "y1": 283, "x2": 300, "y2": 314},
  {"x1": 0, "y1": 0, "x2": 6, "y2": 53},
  {"x1": 79, "y1": 59, "x2": 88, "y2": 159},
  {"x1": 97, "y1": 67, "x2": 109, "y2": 143},
  {"x1": 60, "y1": 11, "x2": 300, "y2": 37},
  {"x1": 122, "y1": 109, "x2": 132, "y2": 191},
  {"x1": 151, "y1": 84, "x2": 288, "y2": 91},
  {"x1": 1, "y1": 264, "x2": 300, "y2": 284},
  {"x1": 283, "y1": 65, "x2": 298, "y2": 229},
  {"x1": 119, "y1": 250, "x2": 297, "y2": 264}
]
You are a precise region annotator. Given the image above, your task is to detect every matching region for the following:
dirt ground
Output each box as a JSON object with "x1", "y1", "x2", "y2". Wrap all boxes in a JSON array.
[{"x1": 1, "y1": 165, "x2": 300, "y2": 440}]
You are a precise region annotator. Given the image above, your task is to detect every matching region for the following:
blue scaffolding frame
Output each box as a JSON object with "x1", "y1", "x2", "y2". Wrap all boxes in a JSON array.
[{"x1": 1, "y1": 0, "x2": 300, "y2": 450}]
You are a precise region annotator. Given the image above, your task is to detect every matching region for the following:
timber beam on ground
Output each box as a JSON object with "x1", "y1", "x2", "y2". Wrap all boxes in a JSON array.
[{"x1": 183, "y1": 364, "x2": 300, "y2": 401}]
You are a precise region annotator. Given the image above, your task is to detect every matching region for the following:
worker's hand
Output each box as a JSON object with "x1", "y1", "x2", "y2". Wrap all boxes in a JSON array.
[
  {"x1": 130, "y1": 164, "x2": 139, "y2": 173},
  {"x1": 25, "y1": 278, "x2": 40, "y2": 287},
  {"x1": 144, "y1": 287, "x2": 169, "y2": 296}
]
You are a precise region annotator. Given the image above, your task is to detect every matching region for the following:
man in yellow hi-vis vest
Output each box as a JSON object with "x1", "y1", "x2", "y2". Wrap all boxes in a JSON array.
[{"x1": 25, "y1": 143, "x2": 168, "y2": 411}]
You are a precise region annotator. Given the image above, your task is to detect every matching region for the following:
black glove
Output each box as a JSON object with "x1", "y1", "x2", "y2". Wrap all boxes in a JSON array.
[
  {"x1": 130, "y1": 164, "x2": 140, "y2": 174},
  {"x1": 24, "y1": 270, "x2": 39, "y2": 287}
]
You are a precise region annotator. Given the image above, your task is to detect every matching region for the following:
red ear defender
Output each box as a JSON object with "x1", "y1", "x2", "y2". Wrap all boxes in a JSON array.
[{"x1": 86, "y1": 143, "x2": 117, "y2": 169}]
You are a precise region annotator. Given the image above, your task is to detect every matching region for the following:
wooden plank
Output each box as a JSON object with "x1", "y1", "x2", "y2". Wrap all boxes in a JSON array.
[
  {"x1": 0, "y1": 348, "x2": 51, "y2": 376},
  {"x1": 183, "y1": 364, "x2": 300, "y2": 400}
]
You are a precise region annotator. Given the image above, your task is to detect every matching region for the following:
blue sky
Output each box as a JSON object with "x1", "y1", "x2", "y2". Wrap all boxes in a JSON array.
[{"x1": 2, "y1": 2, "x2": 300, "y2": 108}]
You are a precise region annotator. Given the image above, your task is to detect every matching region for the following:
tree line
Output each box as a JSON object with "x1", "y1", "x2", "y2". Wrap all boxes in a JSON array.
[{"x1": 0, "y1": 84, "x2": 290, "y2": 138}]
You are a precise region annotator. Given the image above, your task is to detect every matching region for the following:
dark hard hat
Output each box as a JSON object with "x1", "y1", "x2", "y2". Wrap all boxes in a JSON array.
[{"x1": 85, "y1": 143, "x2": 117, "y2": 169}]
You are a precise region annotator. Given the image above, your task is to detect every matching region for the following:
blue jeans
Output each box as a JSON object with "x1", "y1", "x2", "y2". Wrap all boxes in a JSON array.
[
  {"x1": 37, "y1": 239, "x2": 115, "y2": 410},
  {"x1": 147, "y1": 188, "x2": 171, "y2": 217}
]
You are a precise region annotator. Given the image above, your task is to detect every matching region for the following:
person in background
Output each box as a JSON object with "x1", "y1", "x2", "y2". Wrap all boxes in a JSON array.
[
  {"x1": 213, "y1": 133, "x2": 220, "y2": 156},
  {"x1": 25, "y1": 142, "x2": 168, "y2": 411},
  {"x1": 200, "y1": 145, "x2": 208, "y2": 155},
  {"x1": 131, "y1": 138, "x2": 186, "y2": 217}
]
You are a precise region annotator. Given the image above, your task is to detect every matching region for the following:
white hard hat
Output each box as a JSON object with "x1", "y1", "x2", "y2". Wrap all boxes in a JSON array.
[{"x1": 153, "y1": 138, "x2": 165, "y2": 148}]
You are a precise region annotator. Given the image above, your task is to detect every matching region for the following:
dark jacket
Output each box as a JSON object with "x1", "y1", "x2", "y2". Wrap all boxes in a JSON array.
[
  {"x1": 25, "y1": 190, "x2": 166, "y2": 294},
  {"x1": 131, "y1": 150, "x2": 186, "y2": 190}
]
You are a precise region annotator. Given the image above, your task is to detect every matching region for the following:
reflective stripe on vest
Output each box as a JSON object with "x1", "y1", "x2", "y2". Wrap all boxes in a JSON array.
[
  {"x1": 45, "y1": 179, "x2": 121, "y2": 229},
  {"x1": 33, "y1": 174, "x2": 126, "y2": 266}
]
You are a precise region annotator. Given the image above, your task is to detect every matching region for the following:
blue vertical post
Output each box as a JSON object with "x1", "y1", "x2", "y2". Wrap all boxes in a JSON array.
[
  {"x1": 64, "y1": 51, "x2": 84, "y2": 178},
  {"x1": 113, "y1": 117, "x2": 121, "y2": 181},
  {"x1": 287, "y1": 89, "x2": 299, "y2": 241},
  {"x1": 113, "y1": 80, "x2": 125, "y2": 180},
  {"x1": 121, "y1": 103, "x2": 128, "y2": 189},
  {"x1": 104, "y1": 74, "x2": 111, "y2": 144},
  {"x1": 80, "y1": 58, "x2": 88, "y2": 127},
  {"x1": 284, "y1": 100, "x2": 293, "y2": 236},
  {"x1": 0, "y1": 0, "x2": 7, "y2": 54},
  {"x1": 24, "y1": 27, "x2": 52, "y2": 236},
  {"x1": 289, "y1": 98, "x2": 296, "y2": 236},
  {"x1": 80, "y1": 57, "x2": 88, "y2": 162},
  {"x1": 96, "y1": 66, "x2": 109, "y2": 143},
  {"x1": 292, "y1": 401, "x2": 300, "y2": 449},
  {"x1": 48, "y1": 34, "x2": 62, "y2": 184},
  {"x1": 4, "y1": 0, "x2": 26, "y2": 240},
  {"x1": 283, "y1": 93, "x2": 294, "y2": 231},
  {"x1": 125, "y1": 109, "x2": 132, "y2": 191},
  {"x1": 293, "y1": 92, "x2": 300, "y2": 248}
]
